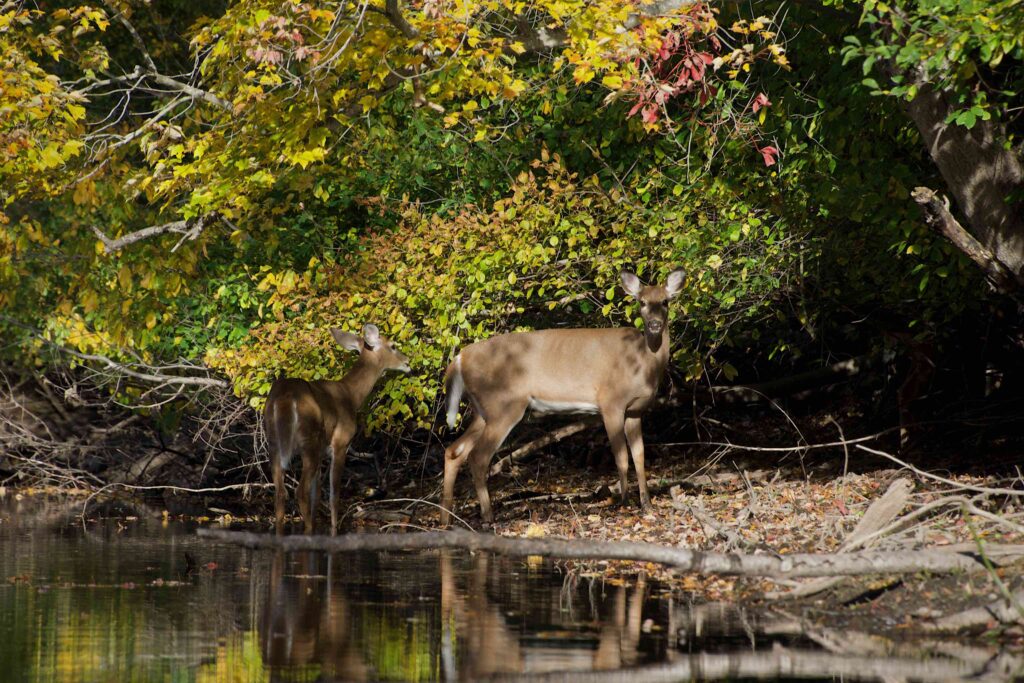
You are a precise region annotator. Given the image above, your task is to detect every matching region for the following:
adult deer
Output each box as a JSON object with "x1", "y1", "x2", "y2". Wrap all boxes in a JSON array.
[
  {"x1": 264, "y1": 324, "x2": 410, "y2": 535},
  {"x1": 440, "y1": 268, "x2": 685, "y2": 526}
]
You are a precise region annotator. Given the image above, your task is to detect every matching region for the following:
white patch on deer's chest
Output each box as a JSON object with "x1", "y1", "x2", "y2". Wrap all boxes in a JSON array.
[{"x1": 528, "y1": 398, "x2": 600, "y2": 415}]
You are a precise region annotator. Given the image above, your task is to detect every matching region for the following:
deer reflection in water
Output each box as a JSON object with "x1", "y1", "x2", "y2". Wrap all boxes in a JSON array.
[
  {"x1": 260, "y1": 551, "x2": 368, "y2": 681},
  {"x1": 440, "y1": 551, "x2": 651, "y2": 678},
  {"x1": 258, "y1": 549, "x2": 656, "y2": 680}
]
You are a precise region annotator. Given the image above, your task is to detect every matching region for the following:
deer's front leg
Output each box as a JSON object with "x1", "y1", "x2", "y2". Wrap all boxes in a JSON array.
[
  {"x1": 329, "y1": 431, "x2": 352, "y2": 536},
  {"x1": 624, "y1": 415, "x2": 651, "y2": 509},
  {"x1": 600, "y1": 407, "x2": 631, "y2": 506}
]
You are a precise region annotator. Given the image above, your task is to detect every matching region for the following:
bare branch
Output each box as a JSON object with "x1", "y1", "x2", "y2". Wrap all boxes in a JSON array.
[
  {"x1": 76, "y1": 66, "x2": 232, "y2": 112},
  {"x1": 912, "y1": 186, "x2": 1020, "y2": 292},
  {"x1": 366, "y1": 0, "x2": 420, "y2": 39},
  {"x1": 92, "y1": 213, "x2": 214, "y2": 253},
  {"x1": 61, "y1": 346, "x2": 229, "y2": 389},
  {"x1": 100, "y1": 0, "x2": 158, "y2": 73},
  {"x1": 145, "y1": 72, "x2": 233, "y2": 111}
]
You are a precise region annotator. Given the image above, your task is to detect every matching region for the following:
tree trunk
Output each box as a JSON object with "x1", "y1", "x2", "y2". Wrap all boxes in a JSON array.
[{"x1": 901, "y1": 81, "x2": 1024, "y2": 285}]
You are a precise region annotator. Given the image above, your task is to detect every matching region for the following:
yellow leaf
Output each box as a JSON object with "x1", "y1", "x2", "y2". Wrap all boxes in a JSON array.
[
  {"x1": 601, "y1": 74, "x2": 623, "y2": 89},
  {"x1": 117, "y1": 265, "x2": 132, "y2": 290},
  {"x1": 573, "y1": 66, "x2": 595, "y2": 84}
]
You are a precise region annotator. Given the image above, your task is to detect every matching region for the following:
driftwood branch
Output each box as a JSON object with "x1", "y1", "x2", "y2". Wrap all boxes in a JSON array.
[
  {"x1": 198, "y1": 528, "x2": 1024, "y2": 579},
  {"x1": 912, "y1": 186, "x2": 1019, "y2": 292}
]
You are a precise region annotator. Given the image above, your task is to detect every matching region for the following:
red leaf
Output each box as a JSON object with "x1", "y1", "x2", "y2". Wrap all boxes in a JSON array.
[
  {"x1": 751, "y1": 92, "x2": 771, "y2": 113},
  {"x1": 641, "y1": 105, "x2": 660, "y2": 124},
  {"x1": 627, "y1": 101, "x2": 645, "y2": 118},
  {"x1": 834, "y1": 499, "x2": 849, "y2": 516},
  {"x1": 759, "y1": 145, "x2": 779, "y2": 166}
]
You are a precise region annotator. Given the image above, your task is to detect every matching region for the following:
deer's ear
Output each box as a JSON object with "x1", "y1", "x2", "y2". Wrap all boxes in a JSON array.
[
  {"x1": 331, "y1": 328, "x2": 364, "y2": 352},
  {"x1": 665, "y1": 268, "x2": 686, "y2": 299},
  {"x1": 361, "y1": 323, "x2": 381, "y2": 349},
  {"x1": 620, "y1": 271, "x2": 642, "y2": 298}
]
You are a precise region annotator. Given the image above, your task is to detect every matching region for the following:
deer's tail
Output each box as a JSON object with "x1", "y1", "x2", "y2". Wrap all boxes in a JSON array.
[{"x1": 444, "y1": 354, "x2": 464, "y2": 430}]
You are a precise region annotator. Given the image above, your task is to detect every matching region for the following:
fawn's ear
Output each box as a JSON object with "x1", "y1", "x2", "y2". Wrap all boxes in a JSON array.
[
  {"x1": 361, "y1": 323, "x2": 381, "y2": 349},
  {"x1": 331, "y1": 328, "x2": 363, "y2": 353},
  {"x1": 665, "y1": 268, "x2": 686, "y2": 299},
  {"x1": 620, "y1": 271, "x2": 642, "y2": 298}
]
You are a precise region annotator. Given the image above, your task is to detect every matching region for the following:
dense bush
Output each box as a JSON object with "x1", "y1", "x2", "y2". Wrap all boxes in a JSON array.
[{"x1": 207, "y1": 157, "x2": 800, "y2": 427}]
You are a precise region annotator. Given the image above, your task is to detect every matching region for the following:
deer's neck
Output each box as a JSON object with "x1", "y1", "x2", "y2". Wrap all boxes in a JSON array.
[
  {"x1": 336, "y1": 357, "x2": 385, "y2": 408},
  {"x1": 644, "y1": 326, "x2": 670, "y2": 358}
]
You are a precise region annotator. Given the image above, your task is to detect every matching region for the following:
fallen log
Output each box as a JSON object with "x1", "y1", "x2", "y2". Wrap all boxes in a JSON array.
[
  {"x1": 197, "y1": 528, "x2": 1024, "y2": 579},
  {"x1": 485, "y1": 649, "x2": 1001, "y2": 683},
  {"x1": 767, "y1": 478, "x2": 914, "y2": 599}
]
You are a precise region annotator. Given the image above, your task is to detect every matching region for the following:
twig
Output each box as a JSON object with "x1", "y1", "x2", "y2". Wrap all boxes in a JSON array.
[{"x1": 855, "y1": 445, "x2": 1024, "y2": 496}]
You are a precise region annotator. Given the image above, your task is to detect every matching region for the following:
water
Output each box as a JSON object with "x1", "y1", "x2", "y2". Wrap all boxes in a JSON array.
[
  {"x1": 0, "y1": 496, "x2": 673, "y2": 682},
  {"x1": 1, "y1": 495, "x2": 1021, "y2": 682}
]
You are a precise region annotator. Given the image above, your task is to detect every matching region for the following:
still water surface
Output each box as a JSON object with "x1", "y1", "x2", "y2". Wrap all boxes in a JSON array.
[{"x1": 1, "y1": 497, "x2": 673, "y2": 682}]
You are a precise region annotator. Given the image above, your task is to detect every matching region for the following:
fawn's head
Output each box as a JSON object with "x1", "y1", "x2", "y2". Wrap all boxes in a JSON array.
[
  {"x1": 331, "y1": 324, "x2": 411, "y2": 373},
  {"x1": 620, "y1": 268, "x2": 686, "y2": 336}
]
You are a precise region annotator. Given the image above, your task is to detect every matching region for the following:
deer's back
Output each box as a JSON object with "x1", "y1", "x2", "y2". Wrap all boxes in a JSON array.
[{"x1": 459, "y1": 328, "x2": 665, "y2": 407}]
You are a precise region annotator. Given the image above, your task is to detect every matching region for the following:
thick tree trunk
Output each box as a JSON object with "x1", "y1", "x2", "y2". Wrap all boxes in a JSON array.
[{"x1": 901, "y1": 82, "x2": 1024, "y2": 285}]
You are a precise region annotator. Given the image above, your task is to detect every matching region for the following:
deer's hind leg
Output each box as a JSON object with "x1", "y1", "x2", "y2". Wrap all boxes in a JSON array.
[
  {"x1": 441, "y1": 415, "x2": 485, "y2": 527},
  {"x1": 465, "y1": 401, "x2": 527, "y2": 525},
  {"x1": 297, "y1": 433, "x2": 324, "y2": 534}
]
